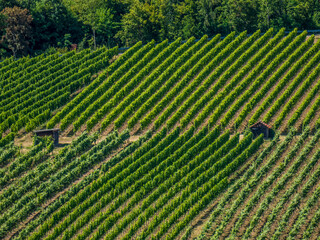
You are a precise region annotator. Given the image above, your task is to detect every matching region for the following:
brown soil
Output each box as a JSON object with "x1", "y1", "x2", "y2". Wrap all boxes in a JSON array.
[
  {"x1": 129, "y1": 135, "x2": 143, "y2": 142},
  {"x1": 61, "y1": 122, "x2": 75, "y2": 137},
  {"x1": 14, "y1": 132, "x2": 34, "y2": 153},
  {"x1": 314, "y1": 35, "x2": 320, "y2": 43},
  {"x1": 14, "y1": 131, "x2": 79, "y2": 155}
]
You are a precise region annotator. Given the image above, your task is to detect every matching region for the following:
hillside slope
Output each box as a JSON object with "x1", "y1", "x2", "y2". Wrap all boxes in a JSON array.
[
  {"x1": 1, "y1": 28, "x2": 320, "y2": 240},
  {"x1": 47, "y1": 28, "x2": 320, "y2": 137}
]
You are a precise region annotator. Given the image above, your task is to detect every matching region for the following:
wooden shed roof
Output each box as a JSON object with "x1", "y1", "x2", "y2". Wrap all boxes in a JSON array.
[
  {"x1": 33, "y1": 128, "x2": 60, "y2": 133},
  {"x1": 249, "y1": 121, "x2": 272, "y2": 129}
]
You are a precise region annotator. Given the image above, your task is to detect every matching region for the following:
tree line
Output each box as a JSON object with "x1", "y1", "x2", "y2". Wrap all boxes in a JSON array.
[{"x1": 0, "y1": 0, "x2": 319, "y2": 58}]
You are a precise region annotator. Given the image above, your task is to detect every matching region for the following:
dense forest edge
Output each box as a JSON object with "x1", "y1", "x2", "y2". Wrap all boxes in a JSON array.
[{"x1": 0, "y1": 0, "x2": 320, "y2": 58}]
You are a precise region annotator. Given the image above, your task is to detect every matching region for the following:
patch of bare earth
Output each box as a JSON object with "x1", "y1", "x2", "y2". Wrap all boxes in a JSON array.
[
  {"x1": 313, "y1": 35, "x2": 320, "y2": 43},
  {"x1": 14, "y1": 132, "x2": 34, "y2": 153},
  {"x1": 129, "y1": 134, "x2": 144, "y2": 142},
  {"x1": 59, "y1": 122, "x2": 75, "y2": 137}
]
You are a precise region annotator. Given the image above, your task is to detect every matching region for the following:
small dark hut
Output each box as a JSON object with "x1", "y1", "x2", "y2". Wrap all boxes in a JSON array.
[
  {"x1": 249, "y1": 121, "x2": 272, "y2": 138},
  {"x1": 33, "y1": 128, "x2": 60, "y2": 145}
]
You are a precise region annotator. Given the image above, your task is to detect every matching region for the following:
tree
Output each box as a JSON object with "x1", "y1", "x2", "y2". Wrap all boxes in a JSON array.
[
  {"x1": 258, "y1": 0, "x2": 273, "y2": 30},
  {"x1": 117, "y1": 0, "x2": 163, "y2": 46},
  {"x1": 29, "y1": 0, "x2": 82, "y2": 51},
  {"x1": 0, "y1": 0, "x2": 19, "y2": 10},
  {"x1": 87, "y1": 7, "x2": 115, "y2": 49},
  {"x1": 1, "y1": 6, "x2": 33, "y2": 57},
  {"x1": 64, "y1": 0, "x2": 119, "y2": 49},
  {"x1": 257, "y1": 0, "x2": 291, "y2": 31},
  {"x1": 219, "y1": 0, "x2": 259, "y2": 33},
  {"x1": 0, "y1": 12, "x2": 6, "y2": 32},
  {"x1": 287, "y1": 0, "x2": 320, "y2": 29},
  {"x1": 169, "y1": 0, "x2": 201, "y2": 39},
  {"x1": 198, "y1": 0, "x2": 224, "y2": 35}
]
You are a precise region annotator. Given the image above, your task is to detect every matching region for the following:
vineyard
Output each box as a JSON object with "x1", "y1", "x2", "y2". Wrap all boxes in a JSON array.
[{"x1": 1, "y1": 28, "x2": 320, "y2": 239}]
